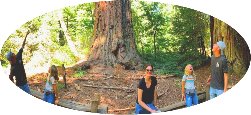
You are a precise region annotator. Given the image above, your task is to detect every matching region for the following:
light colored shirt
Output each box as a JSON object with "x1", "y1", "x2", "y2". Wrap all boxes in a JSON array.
[
  {"x1": 182, "y1": 75, "x2": 196, "y2": 89},
  {"x1": 45, "y1": 76, "x2": 56, "y2": 92}
]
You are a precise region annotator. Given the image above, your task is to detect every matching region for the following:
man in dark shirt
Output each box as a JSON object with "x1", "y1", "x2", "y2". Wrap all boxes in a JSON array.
[
  {"x1": 6, "y1": 31, "x2": 31, "y2": 94},
  {"x1": 207, "y1": 41, "x2": 228, "y2": 99}
]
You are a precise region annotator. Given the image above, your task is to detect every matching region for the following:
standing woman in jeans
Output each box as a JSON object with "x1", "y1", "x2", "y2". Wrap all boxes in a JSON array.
[
  {"x1": 181, "y1": 64, "x2": 198, "y2": 107},
  {"x1": 135, "y1": 65, "x2": 160, "y2": 114},
  {"x1": 43, "y1": 65, "x2": 59, "y2": 104}
]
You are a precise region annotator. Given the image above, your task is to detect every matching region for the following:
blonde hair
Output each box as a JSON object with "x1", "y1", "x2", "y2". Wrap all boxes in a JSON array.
[
  {"x1": 49, "y1": 65, "x2": 59, "y2": 81},
  {"x1": 184, "y1": 64, "x2": 194, "y2": 76}
]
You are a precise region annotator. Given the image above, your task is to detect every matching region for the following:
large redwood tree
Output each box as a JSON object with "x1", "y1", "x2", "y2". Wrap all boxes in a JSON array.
[
  {"x1": 210, "y1": 18, "x2": 250, "y2": 76},
  {"x1": 87, "y1": 0, "x2": 141, "y2": 69}
]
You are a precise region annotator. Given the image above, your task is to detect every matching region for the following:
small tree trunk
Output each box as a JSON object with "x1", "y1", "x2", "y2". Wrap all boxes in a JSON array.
[
  {"x1": 139, "y1": 34, "x2": 144, "y2": 54},
  {"x1": 210, "y1": 16, "x2": 214, "y2": 56},
  {"x1": 62, "y1": 64, "x2": 67, "y2": 89},
  {"x1": 58, "y1": 10, "x2": 79, "y2": 58},
  {"x1": 153, "y1": 30, "x2": 157, "y2": 60}
]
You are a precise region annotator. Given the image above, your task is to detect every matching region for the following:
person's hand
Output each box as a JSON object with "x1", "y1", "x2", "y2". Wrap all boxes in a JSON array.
[
  {"x1": 55, "y1": 99, "x2": 59, "y2": 105},
  {"x1": 224, "y1": 88, "x2": 228, "y2": 92},
  {"x1": 9, "y1": 75, "x2": 14, "y2": 83},
  {"x1": 150, "y1": 109, "x2": 157, "y2": 113},
  {"x1": 181, "y1": 94, "x2": 186, "y2": 101}
]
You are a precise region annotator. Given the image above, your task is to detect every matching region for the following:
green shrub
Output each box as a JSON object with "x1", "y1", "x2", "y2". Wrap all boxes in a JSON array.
[
  {"x1": 73, "y1": 68, "x2": 86, "y2": 78},
  {"x1": 57, "y1": 81, "x2": 65, "y2": 91}
]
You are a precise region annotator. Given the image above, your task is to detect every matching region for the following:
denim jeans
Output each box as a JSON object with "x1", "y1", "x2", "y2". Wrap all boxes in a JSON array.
[
  {"x1": 185, "y1": 90, "x2": 198, "y2": 107},
  {"x1": 43, "y1": 92, "x2": 55, "y2": 104},
  {"x1": 209, "y1": 87, "x2": 224, "y2": 99},
  {"x1": 135, "y1": 103, "x2": 160, "y2": 114},
  {"x1": 18, "y1": 83, "x2": 31, "y2": 94}
]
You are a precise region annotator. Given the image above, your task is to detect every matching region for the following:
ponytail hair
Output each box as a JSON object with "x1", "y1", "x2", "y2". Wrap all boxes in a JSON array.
[{"x1": 49, "y1": 65, "x2": 59, "y2": 81}]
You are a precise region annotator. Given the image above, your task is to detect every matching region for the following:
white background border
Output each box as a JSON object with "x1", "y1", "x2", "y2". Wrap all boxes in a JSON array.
[{"x1": 0, "y1": 0, "x2": 250, "y2": 115}]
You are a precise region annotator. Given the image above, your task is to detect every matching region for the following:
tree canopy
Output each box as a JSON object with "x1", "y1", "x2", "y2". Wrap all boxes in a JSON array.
[{"x1": 1, "y1": 0, "x2": 247, "y2": 77}]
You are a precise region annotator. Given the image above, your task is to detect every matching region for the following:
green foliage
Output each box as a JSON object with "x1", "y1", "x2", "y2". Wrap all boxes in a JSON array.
[
  {"x1": 1, "y1": 3, "x2": 95, "y2": 69},
  {"x1": 24, "y1": 16, "x2": 42, "y2": 33},
  {"x1": 0, "y1": 16, "x2": 43, "y2": 67},
  {"x1": 174, "y1": 79, "x2": 182, "y2": 88},
  {"x1": 142, "y1": 52, "x2": 183, "y2": 76},
  {"x1": 57, "y1": 81, "x2": 65, "y2": 91},
  {"x1": 1, "y1": 1, "x2": 211, "y2": 79},
  {"x1": 62, "y1": 3, "x2": 94, "y2": 54},
  {"x1": 73, "y1": 68, "x2": 86, "y2": 78},
  {"x1": 131, "y1": 0, "x2": 210, "y2": 76}
]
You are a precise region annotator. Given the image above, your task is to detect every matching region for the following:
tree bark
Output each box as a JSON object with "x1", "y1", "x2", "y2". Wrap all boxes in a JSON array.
[
  {"x1": 153, "y1": 30, "x2": 157, "y2": 60},
  {"x1": 87, "y1": 0, "x2": 141, "y2": 69},
  {"x1": 211, "y1": 18, "x2": 250, "y2": 77},
  {"x1": 210, "y1": 16, "x2": 214, "y2": 56}
]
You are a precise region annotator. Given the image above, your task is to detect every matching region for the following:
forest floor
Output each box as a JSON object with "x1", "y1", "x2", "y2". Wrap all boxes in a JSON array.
[{"x1": 27, "y1": 62, "x2": 240, "y2": 114}]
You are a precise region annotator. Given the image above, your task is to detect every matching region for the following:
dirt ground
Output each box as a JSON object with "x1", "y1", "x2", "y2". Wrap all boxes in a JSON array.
[{"x1": 27, "y1": 62, "x2": 241, "y2": 114}]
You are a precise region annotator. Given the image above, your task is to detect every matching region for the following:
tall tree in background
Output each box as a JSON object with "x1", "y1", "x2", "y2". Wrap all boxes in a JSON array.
[
  {"x1": 58, "y1": 10, "x2": 79, "y2": 58},
  {"x1": 171, "y1": 6, "x2": 210, "y2": 66},
  {"x1": 211, "y1": 18, "x2": 250, "y2": 76},
  {"x1": 87, "y1": 0, "x2": 141, "y2": 69},
  {"x1": 141, "y1": 2, "x2": 166, "y2": 60}
]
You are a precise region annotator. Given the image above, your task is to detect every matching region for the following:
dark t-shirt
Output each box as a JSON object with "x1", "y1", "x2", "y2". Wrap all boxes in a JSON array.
[
  {"x1": 136, "y1": 76, "x2": 157, "y2": 104},
  {"x1": 210, "y1": 55, "x2": 228, "y2": 90},
  {"x1": 10, "y1": 48, "x2": 27, "y2": 86}
]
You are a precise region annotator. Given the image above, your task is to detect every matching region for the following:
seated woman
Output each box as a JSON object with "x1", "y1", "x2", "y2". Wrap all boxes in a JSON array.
[
  {"x1": 43, "y1": 65, "x2": 59, "y2": 104},
  {"x1": 135, "y1": 65, "x2": 160, "y2": 114},
  {"x1": 181, "y1": 64, "x2": 198, "y2": 107}
]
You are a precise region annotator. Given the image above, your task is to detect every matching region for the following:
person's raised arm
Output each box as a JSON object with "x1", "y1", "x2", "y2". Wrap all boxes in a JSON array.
[{"x1": 21, "y1": 30, "x2": 30, "y2": 49}]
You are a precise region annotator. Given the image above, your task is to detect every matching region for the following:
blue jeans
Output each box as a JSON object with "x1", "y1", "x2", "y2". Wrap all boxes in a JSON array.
[
  {"x1": 43, "y1": 92, "x2": 55, "y2": 104},
  {"x1": 135, "y1": 103, "x2": 159, "y2": 114},
  {"x1": 185, "y1": 90, "x2": 198, "y2": 107},
  {"x1": 210, "y1": 87, "x2": 224, "y2": 99},
  {"x1": 18, "y1": 83, "x2": 31, "y2": 94}
]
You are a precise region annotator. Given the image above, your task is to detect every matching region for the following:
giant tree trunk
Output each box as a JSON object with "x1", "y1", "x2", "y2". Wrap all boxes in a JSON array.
[
  {"x1": 87, "y1": 0, "x2": 141, "y2": 69},
  {"x1": 211, "y1": 18, "x2": 251, "y2": 77}
]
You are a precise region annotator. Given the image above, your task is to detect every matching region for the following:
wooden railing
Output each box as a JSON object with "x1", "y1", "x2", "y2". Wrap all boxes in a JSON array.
[
  {"x1": 30, "y1": 89, "x2": 108, "y2": 114},
  {"x1": 31, "y1": 89, "x2": 207, "y2": 114}
]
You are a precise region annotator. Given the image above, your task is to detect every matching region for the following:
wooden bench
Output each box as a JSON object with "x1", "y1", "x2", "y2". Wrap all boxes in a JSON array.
[
  {"x1": 159, "y1": 91, "x2": 206, "y2": 112},
  {"x1": 30, "y1": 89, "x2": 108, "y2": 114},
  {"x1": 126, "y1": 91, "x2": 207, "y2": 114}
]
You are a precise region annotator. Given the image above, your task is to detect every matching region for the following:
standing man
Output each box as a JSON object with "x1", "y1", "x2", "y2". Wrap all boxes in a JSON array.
[
  {"x1": 207, "y1": 41, "x2": 228, "y2": 99},
  {"x1": 6, "y1": 30, "x2": 31, "y2": 94}
]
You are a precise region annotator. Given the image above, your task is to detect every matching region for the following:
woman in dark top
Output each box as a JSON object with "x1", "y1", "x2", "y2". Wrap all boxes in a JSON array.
[{"x1": 135, "y1": 65, "x2": 160, "y2": 114}]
